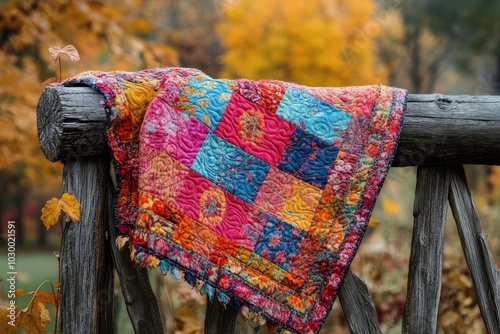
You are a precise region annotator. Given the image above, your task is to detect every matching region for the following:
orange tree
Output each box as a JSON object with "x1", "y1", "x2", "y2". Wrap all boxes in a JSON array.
[{"x1": 217, "y1": 0, "x2": 387, "y2": 86}]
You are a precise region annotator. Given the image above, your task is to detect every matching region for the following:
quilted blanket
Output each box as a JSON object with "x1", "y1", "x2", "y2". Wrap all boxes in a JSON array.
[{"x1": 64, "y1": 68, "x2": 407, "y2": 334}]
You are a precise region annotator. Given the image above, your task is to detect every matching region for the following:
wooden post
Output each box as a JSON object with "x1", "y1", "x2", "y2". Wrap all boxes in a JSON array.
[
  {"x1": 402, "y1": 166, "x2": 450, "y2": 333},
  {"x1": 106, "y1": 178, "x2": 165, "y2": 334},
  {"x1": 59, "y1": 157, "x2": 114, "y2": 333},
  {"x1": 37, "y1": 87, "x2": 165, "y2": 332},
  {"x1": 339, "y1": 271, "x2": 382, "y2": 334},
  {"x1": 204, "y1": 297, "x2": 238, "y2": 334}
]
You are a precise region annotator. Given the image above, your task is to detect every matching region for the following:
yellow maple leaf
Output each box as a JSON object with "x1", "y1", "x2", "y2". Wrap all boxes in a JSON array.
[
  {"x1": 32, "y1": 290, "x2": 57, "y2": 307},
  {"x1": 19, "y1": 303, "x2": 47, "y2": 334},
  {"x1": 0, "y1": 294, "x2": 55, "y2": 334},
  {"x1": 60, "y1": 193, "x2": 81, "y2": 223},
  {"x1": 13, "y1": 285, "x2": 58, "y2": 334},
  {"x1": 368, "y1": 217, "x2": 381, "y2": 227},
  {"x1": 41, "y1": 198, "x2": 62, "y2": 230},
  {"x1": 41, "y1": 193, "x2": 81, "y2": 230}
]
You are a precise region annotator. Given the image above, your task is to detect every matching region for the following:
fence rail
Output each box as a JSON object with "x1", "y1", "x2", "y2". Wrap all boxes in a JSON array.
[{"x1": 36, "y1": 86, "x2": 500, "y2": 333}]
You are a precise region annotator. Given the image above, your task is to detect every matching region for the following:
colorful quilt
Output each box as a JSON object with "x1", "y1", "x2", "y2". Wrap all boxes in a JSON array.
[{"x1": 64, "y1": 68, "x2": 407, "y2": 334}]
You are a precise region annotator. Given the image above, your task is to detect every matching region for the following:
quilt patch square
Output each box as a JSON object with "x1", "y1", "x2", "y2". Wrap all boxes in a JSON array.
[
  {"x1": 254, "y1": 167, "x2": 322, "y2": 231},
  {"x1": 277, "y1": 128, "x2": 339, "y2": 189},
  {"x1": 191, "y1": 133, "x2": 271, "y2": 204},
  {"x1": 254, "y1": 214, "x2": 306, "y2": 271},
  {"x1": 63, "y1": 68, "x2": 407, "y2": 334},
  {"x1": 214, "y1": 92, "x2": 296, "y2": 166},
  {"x1": 276, "y1": 87, "x2": 353, "y2": 144},
  {"x1": 139, "y1": 146, "x2": 189, "y2": 202},
  {"x1": 176, "y1": 75, "x2": 233, "y2": 130},
  {"x1": 142, "y1": 94, "x2": 210, "y2": 167}
]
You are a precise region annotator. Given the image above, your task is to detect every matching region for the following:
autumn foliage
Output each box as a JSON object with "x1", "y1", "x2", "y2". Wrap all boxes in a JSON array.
[
  {"x1": 0, "y1": 0, "x2": 179, "y2": 188},
  {"x1": 218, "y1": 0, "x2": 387, "y2": 86}
]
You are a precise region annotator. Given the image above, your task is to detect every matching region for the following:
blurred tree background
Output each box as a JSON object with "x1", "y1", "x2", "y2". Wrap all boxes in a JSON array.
[{"x1": 0, "y1": 0, "x2": 499, "y2": 333}]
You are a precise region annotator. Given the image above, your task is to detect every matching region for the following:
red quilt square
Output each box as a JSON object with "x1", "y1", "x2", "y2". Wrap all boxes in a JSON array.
[{"x1": 214, "y1": 93, "x2": 296, "y2": 166}]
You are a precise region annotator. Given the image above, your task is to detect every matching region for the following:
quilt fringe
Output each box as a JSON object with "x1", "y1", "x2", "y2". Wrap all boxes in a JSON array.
[{"x1": 119, "y1": 238, "x2": 299, "y2": 333}]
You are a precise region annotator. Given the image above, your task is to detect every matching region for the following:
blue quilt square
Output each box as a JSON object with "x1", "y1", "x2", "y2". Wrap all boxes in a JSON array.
[
  {"x1": 254, "y1": 214, "x2": 306, "y2": 271},
  {"x1": 276, "y1": 88, "x2": 352, "y2": 144},
  {"x1": 191, "y1": 133, "x2": 270, "y2": 204},
  {"x1": 278, "y1": 128, "x2": 338, "y2": 189},
  {"x1": 178, "y1": 77, "x2": 233, "y2": 130}
]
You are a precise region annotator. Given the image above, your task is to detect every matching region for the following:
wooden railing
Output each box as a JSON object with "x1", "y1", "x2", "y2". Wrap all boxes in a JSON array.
[{"x1": 37, "y1": 87, "x2": 500, "y2": 333}]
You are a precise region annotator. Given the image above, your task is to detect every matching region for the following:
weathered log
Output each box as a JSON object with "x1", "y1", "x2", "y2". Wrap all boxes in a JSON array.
[
  {"x1": 37, "y1": 87, "x2": 500, "y2": 166},
  {"x1": 402, "y1": 166, "x2": 449, "y2": 334},
  {"x1": 37, "y1": 87, "x2": 108, "y2": 162},
  {"x1": 339, "y1": 271, "x2": 382, "y2": 334},
  {"x1": 59, "y1": 158, "x2": 114, "y2": 333},
  {"x1": 448, "y1": 165, "x2": 500, "y2": 333},
  {"x1": 394, "y1": 94, "x2": 500, "y2": 166},
  {"x1": 106, "y1": 178, "x2": 165, "y2": 334}
]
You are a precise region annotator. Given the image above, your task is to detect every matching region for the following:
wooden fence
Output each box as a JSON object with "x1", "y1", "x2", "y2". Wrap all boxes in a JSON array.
[{"x1": 37, "y1": 87, "x2": 500, "y2": 333}]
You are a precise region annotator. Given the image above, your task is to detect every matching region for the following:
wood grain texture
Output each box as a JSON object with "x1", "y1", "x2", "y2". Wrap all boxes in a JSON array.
[
  {"x1": 448, "y1": 165, "x2": 500, "y2": 333},
  {"x1": 37, "y1": 87, "x2": 500, "y2": 165},
  {"x1": 59, "y1": 158, "x2": 114, "y2": 333},
  {"x1": 339, "y1": 271, "x2": 382, "y2": 334},
  {"x1": 204, "y1": 297, "x2": 238, "y2": 334},
  {"x1": 106, "y1": 175, "x2": 165, "y2": 334},
  {"x1": 402, "y1": 166, "x2": 450, "y2": 334},
  {"x1": 394, "y1": 94, "x2": 500, "y2": 166},
  {"x1": 37, "y1": 86, "x2": 107, "y2": 162}
]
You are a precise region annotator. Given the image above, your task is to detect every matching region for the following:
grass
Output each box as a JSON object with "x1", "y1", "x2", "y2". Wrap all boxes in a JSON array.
[
  {"x1": 0, "y1": 250, "x2": 138, "y2": 334},
  {"x1": 0, "y1": 251, "x2": 59, "y2": 293}
]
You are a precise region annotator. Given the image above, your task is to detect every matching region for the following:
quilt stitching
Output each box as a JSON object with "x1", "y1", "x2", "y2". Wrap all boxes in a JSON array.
[{"x1": 64, "y1": 68, "x2": 407, "y2": 334}]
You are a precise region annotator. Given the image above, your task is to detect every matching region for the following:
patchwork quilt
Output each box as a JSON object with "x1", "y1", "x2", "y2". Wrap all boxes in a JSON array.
[{"x1": 64, "y1": 68, "x2": 407, "y2": 334}]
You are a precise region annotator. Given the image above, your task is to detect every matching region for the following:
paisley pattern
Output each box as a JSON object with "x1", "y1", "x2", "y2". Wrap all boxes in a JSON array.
[{"x1": 63, "y1": 68, "x2": 407, "y2": 334}]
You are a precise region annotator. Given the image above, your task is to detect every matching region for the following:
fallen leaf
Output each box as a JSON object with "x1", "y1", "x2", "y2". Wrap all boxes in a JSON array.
[
  {"x1": 382, "y1": 198, "x2": 401, "y2": 215},
  {"x1": 368, "y1": 217, "x2": 380, "y2": 227},
  {"x1": 15, "y1": 289, "x2": 29, "y2": 297}
]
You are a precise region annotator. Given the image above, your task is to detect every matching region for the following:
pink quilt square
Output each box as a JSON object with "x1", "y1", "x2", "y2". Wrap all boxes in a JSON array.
[
  {"x1": 214, "y1": 93, "x2": 295, "y2": 166},
  {"x1": 175, "y1": 171, "x2": 266, "y2": 249},
  {"x1": 141, "y1": 94, "x2": 210, "y2": 167}
]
